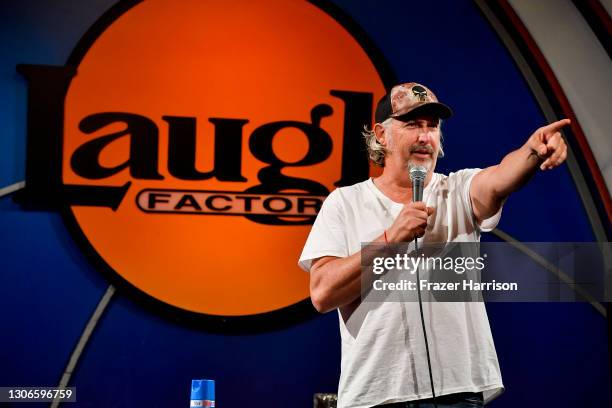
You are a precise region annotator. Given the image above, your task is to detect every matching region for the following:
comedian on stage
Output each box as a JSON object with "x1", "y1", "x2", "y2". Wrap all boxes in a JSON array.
[{"x1": 299, "y1": 82, "x2": 570, "y2": 408}]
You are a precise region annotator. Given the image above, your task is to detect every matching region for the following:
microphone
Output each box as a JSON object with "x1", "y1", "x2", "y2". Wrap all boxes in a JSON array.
[{"x1": 409, "y1": 164, "x2": 427, "y2": 202}]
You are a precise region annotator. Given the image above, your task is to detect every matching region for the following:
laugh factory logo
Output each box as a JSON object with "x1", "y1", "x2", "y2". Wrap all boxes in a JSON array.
[{"x1": 20, "y1": 0, "x2": 388, "y2": 319}]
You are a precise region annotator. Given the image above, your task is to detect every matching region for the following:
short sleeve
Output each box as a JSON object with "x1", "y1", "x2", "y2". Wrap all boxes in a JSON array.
[
  {"x1": 298, "y1": 189, "x2": 349, "y2": 272},
  {"x1": 460, "y1": 168, "x2": 503, "y2": 232}
]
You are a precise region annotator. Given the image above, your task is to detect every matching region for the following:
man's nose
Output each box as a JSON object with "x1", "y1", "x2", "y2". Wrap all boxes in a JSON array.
[{"x1": 417, "y1": 127, "x2": 433, "y2": 143}]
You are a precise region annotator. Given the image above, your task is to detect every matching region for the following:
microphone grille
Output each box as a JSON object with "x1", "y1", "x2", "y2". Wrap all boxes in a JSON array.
[{"x1": 409, "y1": 165, "x2": 427, "y2": 182}]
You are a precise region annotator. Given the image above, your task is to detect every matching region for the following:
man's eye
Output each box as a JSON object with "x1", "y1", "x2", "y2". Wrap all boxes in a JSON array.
[{"x1": 405, "y1": 122, "x2": 417, "y2": 128}]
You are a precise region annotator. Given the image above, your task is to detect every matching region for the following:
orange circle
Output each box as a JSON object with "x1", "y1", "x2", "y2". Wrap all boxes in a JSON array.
[{"x1": 63, "y1": 0, "x2": 385, "y2": 316}]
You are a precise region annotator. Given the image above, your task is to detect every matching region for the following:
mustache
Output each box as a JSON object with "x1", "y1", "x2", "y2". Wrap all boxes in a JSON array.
[{"x1": 409, "y1": 144, "x2": 434, "y2": 154}]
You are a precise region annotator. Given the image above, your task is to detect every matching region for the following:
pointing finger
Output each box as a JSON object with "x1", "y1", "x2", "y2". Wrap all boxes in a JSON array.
[{"x1": 541, "y1": 118, "x2": 571, "y2": 135}]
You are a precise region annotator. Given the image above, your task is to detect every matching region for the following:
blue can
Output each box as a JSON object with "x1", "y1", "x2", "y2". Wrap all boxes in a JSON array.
[{"x1": 190, "y1": 379, "x2": 215, "y2": 407}]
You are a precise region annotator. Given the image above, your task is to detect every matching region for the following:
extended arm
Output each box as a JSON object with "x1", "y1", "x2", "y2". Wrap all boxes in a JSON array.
[{"x1": 470, "y1": 119, "x2": 570, "y2": 223}]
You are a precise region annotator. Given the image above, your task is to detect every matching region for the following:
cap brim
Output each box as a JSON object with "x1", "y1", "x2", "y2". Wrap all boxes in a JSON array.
[{"x1": 391, "y1": 102, "x2": 453, "y2": 120}]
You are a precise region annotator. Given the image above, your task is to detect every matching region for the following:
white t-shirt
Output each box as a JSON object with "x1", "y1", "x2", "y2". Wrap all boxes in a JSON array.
[{"x1": 299, "y1": 169, "x2": 504, "y2": 408}]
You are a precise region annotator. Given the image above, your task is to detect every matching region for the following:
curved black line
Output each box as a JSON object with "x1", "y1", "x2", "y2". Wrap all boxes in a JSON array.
[
  {"x1": 309, "y1": 0, "x2": 398, "y2": 89},
  {"x1": 66, "y1": 0, "x2": 143, "y2": 67},
  {"x1": 479, "y1": 0, "x2": 610, "y2": 241},
  {"x1": 572, "y1": 0, "x2": 612, "y2": 59},
  {"x1": 475, "y1": 0, "x2": 612, "y2": 388}
]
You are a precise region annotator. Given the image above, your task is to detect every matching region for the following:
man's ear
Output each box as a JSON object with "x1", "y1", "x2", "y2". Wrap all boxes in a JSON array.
[{"x1": 374, "y1": 123, "x2": 386, "y2": 146}]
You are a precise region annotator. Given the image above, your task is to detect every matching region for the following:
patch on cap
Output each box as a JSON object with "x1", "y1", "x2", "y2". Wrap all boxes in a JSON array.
[
  {"x1": 411, "y1": 85, "x2": 428, "y2": 101},
  {"x1": 391, "y1": 83, "x2": 438, "y2": 112}
]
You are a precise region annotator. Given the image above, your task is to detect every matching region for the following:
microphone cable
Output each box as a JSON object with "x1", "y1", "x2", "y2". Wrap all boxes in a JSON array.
[
  {"x1": 414, "y1": 236, "x2": 437, "y2": 408},
  {"x1": 409, "y1": 164, "x2": 438, "y2": 407}
]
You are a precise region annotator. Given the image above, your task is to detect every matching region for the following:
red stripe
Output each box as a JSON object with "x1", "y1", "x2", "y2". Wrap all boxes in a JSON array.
[{"x1": 584, "y1": 0, "x2": 612, "y2": 37}]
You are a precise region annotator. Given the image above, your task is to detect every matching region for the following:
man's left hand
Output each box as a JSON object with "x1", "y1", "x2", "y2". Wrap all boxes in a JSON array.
[{"x1": 526, "y1": 118, "x2": 571, "y2": 170}]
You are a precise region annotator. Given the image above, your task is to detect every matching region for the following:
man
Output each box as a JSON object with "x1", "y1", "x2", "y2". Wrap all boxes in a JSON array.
[{"x1": 298, "y1": 82, "x2": 569, "y2": 407}]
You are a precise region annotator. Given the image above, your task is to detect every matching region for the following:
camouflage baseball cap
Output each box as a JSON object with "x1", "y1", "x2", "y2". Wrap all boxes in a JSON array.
[{"x1": 375, "y1": 82, "x2": 453, "y2": 123}]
